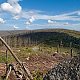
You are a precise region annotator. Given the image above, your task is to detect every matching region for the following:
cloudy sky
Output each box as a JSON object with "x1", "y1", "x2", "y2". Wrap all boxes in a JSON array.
[{"x1": 0, "y1": 0, "x2": 80, "y2": 30}]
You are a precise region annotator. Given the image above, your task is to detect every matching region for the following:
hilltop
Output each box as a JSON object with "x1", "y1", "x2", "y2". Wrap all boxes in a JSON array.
[
  {"x1": 0, "y1": 29, "x2": 80, "y2": 38},
  {"x1": 0, "y1": 29, "x2": 80, "y2": 48}
]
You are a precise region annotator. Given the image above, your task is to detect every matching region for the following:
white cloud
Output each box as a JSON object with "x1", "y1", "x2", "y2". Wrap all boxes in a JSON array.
[
  {"x1": 22, "y1": 10, "x2": 80, "y2": 30},
  {"x1": 0, "y1": 0, "x2": 80, "y2": 30},
  {"x1": 13, "y1": 15, "x2": 20, "y2": 20},
  {"x1": 18, "y1": 10, "x2": 80, "y2": 22},
  {"x1": 1, "y1": 3, "x2": 13, "y2": 12},
  {"x1": 1, "y1": 0, "x2": 22, "y2": 14},
  {"x1": 0, "y1": 18, "x2": 5, "y2": 24},
  {"x1": 29, "y1": 16, "x2": 35, "y2": 23},
  {"x1": 7, "y1": 0, "x2": 21, "y2": 4},
  {"x1": 48, "y1": 20, "x2": 56, "y2": 24},
  {"x1": 48, "y1": 20, "x2": 53, "y2": 24},
  {"x1": 25, "y1": 16, "x2": 35, "y2": 25},
  {"x1": 25, "y1": 21, "x2": 31, "y2": 25},
  {"x1": 47, "y1": 19, "x2": 70, "y2": 26},
  {"x1": 27, "y1": 22, "x2": 73, "y2": 28},
  {"x1": 13, "y1": 25, "x2": 19, "y2": 29}
]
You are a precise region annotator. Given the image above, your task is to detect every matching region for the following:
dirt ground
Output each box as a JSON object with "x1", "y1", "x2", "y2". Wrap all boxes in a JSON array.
[
  {"x1": 0, "y1": 52, "x2": 66, "y2": 78},
  {"x1": 25, "y1": 53, "x2": 64, "y2": 73},
  {"x1": 0, "y1": 45, "x2": 72, "y2": 80}
]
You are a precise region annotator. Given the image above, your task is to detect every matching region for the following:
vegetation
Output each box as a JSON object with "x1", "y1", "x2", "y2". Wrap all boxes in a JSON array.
[
  {"x1": 0, "y1": 29, "x2": 80, "y2": 49},
  {"x1": 0, "y1": 29, "x2": 80, "y2": 80}
]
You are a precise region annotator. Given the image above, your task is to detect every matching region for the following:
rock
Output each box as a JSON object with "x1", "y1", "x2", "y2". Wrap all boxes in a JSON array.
[{"x1": 43, "y1": 54, "x2": 80, "y2": 80}]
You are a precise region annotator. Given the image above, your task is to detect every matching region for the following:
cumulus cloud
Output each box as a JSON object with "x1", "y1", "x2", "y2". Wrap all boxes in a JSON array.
[
  {"x1": 1, "y1": 3, "x2": 13, "y2": 12},
  {"x1": 0, "y1": 18, "x2": 5, "y2": 24},
  {"x1": 1, "y1": 0, "x2": 22, "y2": 14},
  {"x1": 29, "y1": 16, "x2": 35, "y2": 23},
  {"x1": 25, "y1": 16, "x2": 35, "y2": 25}
]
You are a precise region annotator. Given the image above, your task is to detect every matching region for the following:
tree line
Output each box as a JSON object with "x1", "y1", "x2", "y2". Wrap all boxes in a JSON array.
[{"x1": 0, "y1": 31, "x2": 80, "y2": 49}]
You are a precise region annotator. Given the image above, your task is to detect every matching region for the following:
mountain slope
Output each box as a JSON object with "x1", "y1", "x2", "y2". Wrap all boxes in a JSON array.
[{"x1": 0, "y1": 29, "x2": 80, "y2": 48}]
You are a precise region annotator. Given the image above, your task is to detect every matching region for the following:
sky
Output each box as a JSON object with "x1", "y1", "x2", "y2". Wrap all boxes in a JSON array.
[{"x1": 0, "y1": 0, "x2": 80, "y2": 31}]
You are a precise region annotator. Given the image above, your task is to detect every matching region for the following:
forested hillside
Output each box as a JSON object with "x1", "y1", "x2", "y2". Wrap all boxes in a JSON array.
[{"x1": 0, "y1": 29, "x2": 80, "y2": 48}]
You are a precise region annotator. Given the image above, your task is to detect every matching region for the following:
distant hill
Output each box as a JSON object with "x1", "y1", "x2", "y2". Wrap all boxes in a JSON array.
[
  {"x1": 0, "y1": 29, "x2": 80, "y2": 38},
  {"x1": 0, "y1": 29, "x2": 80, "y2": 48},
  {"x1": 0, "y1": 30, "x2": 30, "y2": 36}
]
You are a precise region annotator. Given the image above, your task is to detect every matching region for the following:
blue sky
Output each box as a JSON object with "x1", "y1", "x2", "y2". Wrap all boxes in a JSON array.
[{"x1": 0, "y1": 0, "x2": 80, "y2": 30}]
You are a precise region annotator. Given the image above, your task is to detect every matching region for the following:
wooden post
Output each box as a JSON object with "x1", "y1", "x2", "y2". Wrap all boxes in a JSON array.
[
  {"x1": 57, "y1": 44, "x2": 59, "y2": 53},
  {"x1": 70, "y1": 42, "x2": 72, "y2": 57},
  {"x1": 5, "y1": 50, "x2": 8, "y2": 77},
  {"x1": 60, "y1": 41, "x2": 63, "y2": 53}
]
